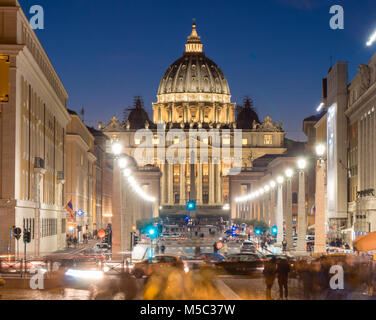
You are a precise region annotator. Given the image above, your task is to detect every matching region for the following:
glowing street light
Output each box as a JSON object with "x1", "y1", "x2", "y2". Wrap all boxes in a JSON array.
[
  {"x1": 259, "y1": 188, "x2": 264, "y2": 196},
  {"x1": 316, "y1": 144, "x2": 326, "y2": 157},
  {"x1": 277, "y1": 176, "x2": 284, "y2": 184},
  {"x1": 297, "y1": 158, "x2": 307, "y2": 170},
  {"x1": 123, "y1": 168, "x2": 132, "y2": 177},
  {"x1": 118, "y1": 157, "x2": 128, "y2": 169},
  {"x1": 264, "y1": 185, "x2": 270, "y2": 193},
  {"x1": 270, "y1": 180, "x2": 276, "y2": 189},
  {"x1": 285, "y1": 168, "x2": 293, "y2": 178},
  {"x1": 111, "y1": 142, "x2": 123, "y2": 156}
]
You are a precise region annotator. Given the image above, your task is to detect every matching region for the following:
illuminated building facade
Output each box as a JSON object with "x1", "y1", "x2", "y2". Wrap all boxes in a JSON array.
[
  {"x1": 0, "y1": 0, "x2": 70, "y2": 254},
  {"x1": 102, "y1": 23, "x2": 286, "y2": 222}
]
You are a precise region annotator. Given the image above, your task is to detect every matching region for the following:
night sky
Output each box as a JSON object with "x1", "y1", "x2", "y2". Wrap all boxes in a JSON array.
[{"x1": 19, "y1": 0, "x2": 376, "y2": 140}]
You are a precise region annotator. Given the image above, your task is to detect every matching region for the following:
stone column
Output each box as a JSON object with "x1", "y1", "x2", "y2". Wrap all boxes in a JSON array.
[
  {"x1": 209, "y1": 160, "x2": 215, "y2": 205},
  {"x1": 270, "y1": 188, "x2": 276, "y2": 226},
  {"x1": 34, "y1": 168, "x2": 46, "y2": 255},
  {"x1": 215, "y1": 163, "x2": 222, "y2": 204},
  {"x1": 276, "y1": 184, "x2": 284, "y2": 245},
  {"x1": 285, "y1": 177, "x2": 293, "y2": 250},
  {"x1": 314, "y1": 159, "x2": 327, "y2": 255},
  {"x1": 160, "y1": 164, "x2": 166, "y2": 205},
  {"x1": 112, "y1": 162, "x2": 122, "y2": 257},
  {"x1": 179, "y1": 164, "x2": 186, "y2": 205},
  {"x1": 167, "y1": 164, "x2": 174, "y2": 205},
  {"x1": 197, "y1": 163, "x2": 203, "y2": 205},
  {"x1": 297, "y1": 170, "x2": 307, "y2": 254}
]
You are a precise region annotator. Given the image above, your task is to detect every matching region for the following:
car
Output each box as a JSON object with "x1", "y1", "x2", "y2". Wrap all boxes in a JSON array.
[
  {"x1": 240, "y1": 241, "x2": 257, "y2": 253},
  {"x1": 216, "y1": 253, "x2": 267, "y2": 276},
  {"x1": 132, "y1": 255, "x2": 184, "y2": 278}
]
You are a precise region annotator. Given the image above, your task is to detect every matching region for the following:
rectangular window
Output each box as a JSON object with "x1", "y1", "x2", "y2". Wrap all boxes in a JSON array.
[
  {"x1": 223, "y1": 135, "x2": 230, "y2": 145},
  {"x1": 242, "y1": 139, "x2": 248, "y2": 145},
  {"x1": 62, "y1": 219, "x2": 66, "y2": 233},
  {"x1": 264, "y1": 135, "x2": 273, "y2": 145},
  {"x1": 134, "y1": 138, "x2": 141, "y2": 145}
]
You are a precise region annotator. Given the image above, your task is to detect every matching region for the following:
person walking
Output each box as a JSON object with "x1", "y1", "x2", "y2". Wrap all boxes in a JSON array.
[
  {"x1": 297, "y1": 259, "x2": 313, "y2": 300},
  {"x1": 282, "y1": 238, "x2": 287, "y2": 253},
  {"x1": 160, "y1": 244, "x2": 166, "y2": 255},
  {"x1": 263, "y1": 257, "x2": 277, "y2": 300},
  {"x1": 276, "y1": 258, "x2": 290, "y2": 300}
]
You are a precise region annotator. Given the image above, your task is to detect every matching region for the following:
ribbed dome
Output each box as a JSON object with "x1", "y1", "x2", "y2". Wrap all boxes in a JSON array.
[
  {"x1": 157, "y1": 23, "x2": 231, "y2": 100},
  {"x1": 158, "y1": 55, "x2": 230, "y2": 96}
]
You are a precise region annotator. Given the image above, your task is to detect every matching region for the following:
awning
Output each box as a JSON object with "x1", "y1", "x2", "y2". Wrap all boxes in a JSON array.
[{"x1": 353, "y1": 232, "x2": 376, "y2": 252}]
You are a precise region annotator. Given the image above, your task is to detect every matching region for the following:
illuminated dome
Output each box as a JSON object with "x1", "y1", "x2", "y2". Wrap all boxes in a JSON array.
[{"x1": 157, "y1": 23, "x2": 231, "y2": 103}]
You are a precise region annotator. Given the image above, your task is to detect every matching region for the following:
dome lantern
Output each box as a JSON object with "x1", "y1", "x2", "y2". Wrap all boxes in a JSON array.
[{"x1": 185, "y1": 21, "x2": 203, "y2": 54}]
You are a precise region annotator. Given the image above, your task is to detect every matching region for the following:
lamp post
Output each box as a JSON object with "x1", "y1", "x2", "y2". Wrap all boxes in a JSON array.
[
  {"x1": 285, "y1": 168, "x2": 294, "y2": 251},
  {"x1": 276, "y1": 176, "x2": 284, "y2": 246},
  {"x1": 296, "y1": 158, "x2": 307, "y2": 254},
  {"x1": 314, "y1": 144, "x2": 327, "y2": 255}
]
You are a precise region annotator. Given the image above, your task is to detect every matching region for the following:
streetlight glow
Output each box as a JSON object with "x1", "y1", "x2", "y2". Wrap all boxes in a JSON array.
[
  {"x1": 316, "y1": 144, "x2": 325, "y2": 157},
  {"x1": 118, "y1": 157, "x2": 128, "y2": 169},
  {"x1": 123, "y1": 168, "x2": 132, "y2": 177},
  {"x1": 111, "y1": 142, "x2": 123, "y2": 156},
  {"x1": 264, "y1": 185, "x2": 270, "y2": 192},
  {"x1": 270, "y1": 180, "x2": 276, "y2": 188},
  {"x1": 297, "y1": 158, "x2": 307, "y2": 170},
  {"x1": 259, "y1": 188, "x2": 264, "y2": 195},
  {"x1": 285, "y1": 168, "x2": 293, "y2": 178},
  {"x1": 277, "y1": 176, "x2": 284, "y2": 184}
]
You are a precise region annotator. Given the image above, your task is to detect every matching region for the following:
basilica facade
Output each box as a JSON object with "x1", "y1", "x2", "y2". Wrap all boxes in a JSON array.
[{"x1": 102, "y1": 23, "x2": 286, "y2": 221}]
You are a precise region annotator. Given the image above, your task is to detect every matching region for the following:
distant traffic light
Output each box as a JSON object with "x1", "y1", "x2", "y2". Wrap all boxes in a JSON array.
[
  {"x1": 23, "y1": 230, "x2": 31, "y2": 243},
  {"x1": 255, "y1": 228, "x2": 262, "y2": 236},
  {"x1": 271, "y1": 226, "x2": 278, "y2": 235},
  {"x1": 186, "y1": 200, "x2": 196, "y2": 211},
  {"x1": 133, "y1": 234, "x2": 139, "y2": 246}
]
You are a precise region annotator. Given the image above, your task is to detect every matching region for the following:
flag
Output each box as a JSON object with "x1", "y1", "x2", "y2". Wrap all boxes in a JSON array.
[{"x1": 65, "y1": 200, "x2": 75, "y2": 218}]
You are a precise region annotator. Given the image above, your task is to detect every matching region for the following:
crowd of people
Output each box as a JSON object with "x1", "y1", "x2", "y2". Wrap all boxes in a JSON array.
[
  {"x1": 263, "y1": 254, "x2": 376, "y2": 300},
  {"x1": 66, "y1": 232, "x2": 93, "y2": 248}
]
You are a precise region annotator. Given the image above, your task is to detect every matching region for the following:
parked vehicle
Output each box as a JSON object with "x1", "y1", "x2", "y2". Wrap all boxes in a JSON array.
[
  {"x1": 132, "y1": 255, "x2": 184, "y2": 278},
  {"x1": 216, "y1": 253, "x2": 266, "y2": 276},
  {"x1": 240, "y1": 240, "x2": 257, "y2": 253}
]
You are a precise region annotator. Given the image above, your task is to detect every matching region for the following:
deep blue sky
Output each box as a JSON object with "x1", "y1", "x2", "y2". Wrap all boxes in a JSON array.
[{"x1": 19, "y1": 0, "x2": 376, "y2": 140}]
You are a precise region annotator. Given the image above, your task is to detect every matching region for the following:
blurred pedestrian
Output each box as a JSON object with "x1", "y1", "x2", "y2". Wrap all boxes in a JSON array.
[
  {"x1": 160, "y1": 244, "x2": 166, "y2": 255},
  {"x1": 282, "y1": 238, "x2": 287, "y2": 253},
  {"x1": 297, "y1": 259, "x2": 313, "y2": 300},
  {"x1": 263, "y1": 257, "x2": 277, "y2": 300},
  {"x1": 194, "y1": 246, "x2": 201, "y2": 256},
  {"x1": 213, "y1": 242, "x2": 218, "y2": 254},
  {"x1": 276, "y1": 258, "x2": 290, "y2": 300}
]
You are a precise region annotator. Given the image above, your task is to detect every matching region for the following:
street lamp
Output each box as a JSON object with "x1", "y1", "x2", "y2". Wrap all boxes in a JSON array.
[
  {"x1": 123, "y1": 168, "x2": 132, "y2": 177},
  {"x1": 285, "y1": 168, "x2": 293, "y2": 178},
  {"x1": 277, "y1": 176, "x2": 284, "y2": 184},
  {"x1": 118, "y1": 157, "x2": 128, "y2": 169},
  {"x1": 297, "y1": 158, "x2": 307, "y2": 170},
  {"x1": 111, "y1": 142, "x2": 123, "y2": 156},
  {"x1": 270, "y1": 180, "x2": 276, "y2": 189},
  {"x1": 316, "y1": 144, "x2": 325, "y2": 158},
  {"x1": 264, "y1": 185, "x2": 270, "y2": 193}
]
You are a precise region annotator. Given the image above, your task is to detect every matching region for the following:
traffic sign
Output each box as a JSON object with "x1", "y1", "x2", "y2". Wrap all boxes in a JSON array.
[
  {"x1": 216, "y1": 241, "x2": 224, "y2": 250},
  {"x1": 97, "y1": 229, "x2": 106, "y2": 239}
]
